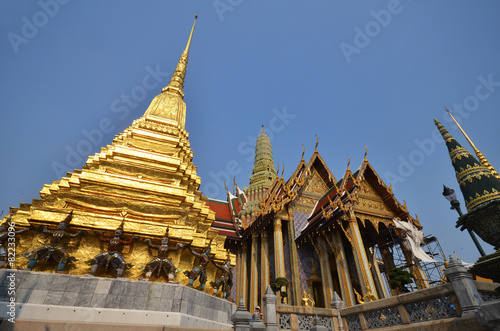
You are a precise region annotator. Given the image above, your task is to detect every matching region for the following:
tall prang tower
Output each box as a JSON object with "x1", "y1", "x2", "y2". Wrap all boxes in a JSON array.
[{"x1": 239, "y1": 125, "x2": 277, "y2": 227}]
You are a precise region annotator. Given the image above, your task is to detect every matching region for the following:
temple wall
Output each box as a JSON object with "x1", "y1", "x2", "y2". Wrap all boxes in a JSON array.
[
  {"x1": 296, "y1": 245, "x2": 313, "y2": 299},
  {"x1": 0, "y1": 269, "x2": 235, "y2": 328}
]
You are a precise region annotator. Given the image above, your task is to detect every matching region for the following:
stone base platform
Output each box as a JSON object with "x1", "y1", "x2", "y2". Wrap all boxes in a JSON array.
[{"x1": 0, "y1": 270, "x2": 235, "y2": 329}]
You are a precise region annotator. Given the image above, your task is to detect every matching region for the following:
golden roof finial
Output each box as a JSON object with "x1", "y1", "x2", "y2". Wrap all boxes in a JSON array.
[
  {"x1": 445, "y1": 106, "x2": 500, "y2": 180},
  {"x1": 162, "y1": 14, "x2": 198, "y2": 98},
  {"x1": 301, "y1": 145, "x2": 305, "y2": 161},
  {"x1": 364, "y1": 145, "x2": 368, "y2": 160},
  {"x1": 315, "y1": 135, "x2": 319, "y2": 152},
  {"x1": 261, "y1": 124, "x2": 265, "y2": 134}
]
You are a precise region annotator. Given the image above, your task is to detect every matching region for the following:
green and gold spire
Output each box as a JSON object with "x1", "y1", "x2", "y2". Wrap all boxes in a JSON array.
[
  {"x1": 240, "y1": 125, "x2": 277, "y2": 226},
  {"x1": 247, "y1": 125, "x2": 277, "y2": 192},
  {"x1": 445, "y1": 107, "x2": 500, "y2": 181},
  {"x1": 435, "y1": 119, "x2": 500, "y2": 211}
]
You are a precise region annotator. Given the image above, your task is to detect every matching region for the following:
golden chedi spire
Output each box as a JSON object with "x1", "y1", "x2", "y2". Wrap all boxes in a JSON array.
[
  {"x1": 445, "y1": 107, "x2": 500, "y2": 181},
  {"x1": 144, "y1": 14, "x2": 198, "y2": 129},
  {"x1": 163, "y1": 14, "x2": 197, "y2": 98},
  {"x1": 6, "y1": 15, "x2": 229, "y2": 279}
]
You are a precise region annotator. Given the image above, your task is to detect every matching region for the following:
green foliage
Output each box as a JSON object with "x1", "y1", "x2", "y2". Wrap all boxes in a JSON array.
[
  {"x1": 270, "y1": 277, "x2": 289, "y2": 294},
  {"x1": 275, "y1": 277, "x2": 289, "y2": 287},
  {"x1": 388, "y1": 267, "x2": 415, "y2": 292}
]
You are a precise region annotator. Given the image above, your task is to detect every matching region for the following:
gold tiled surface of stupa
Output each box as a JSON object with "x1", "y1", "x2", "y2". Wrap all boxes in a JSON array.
[{"x1": 5, "y1": 16, "x2": 231, "y2": 281}]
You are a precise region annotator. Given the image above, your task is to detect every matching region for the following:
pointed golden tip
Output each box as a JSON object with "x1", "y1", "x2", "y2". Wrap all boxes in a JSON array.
[
  {"x1": 301, "y1": 144, "x2": 305, "y2": 159},
  {"x1": 195, "y1": 14, "x2": 198, "y2": 19},
  {"x1": 364, "y1": 145, "x2": 368, "y2": 159},
  {"x1": 445, "y1": 106, "x2": 450, "y2": 113},
  {"x1": 347, "y1": 155, "x2": 350, "y2": 168},
  {"x1": 315, "y1": 135, "x2": 319, "y2": 151}
]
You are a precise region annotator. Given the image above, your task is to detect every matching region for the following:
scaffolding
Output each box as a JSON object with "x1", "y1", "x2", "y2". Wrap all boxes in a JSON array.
[
  {"x1": 420, "y1": 235, "x2": 446, "y2": 286},
  {"x1": 375, "y1": 225, "x2": 446, "y2": 294}
]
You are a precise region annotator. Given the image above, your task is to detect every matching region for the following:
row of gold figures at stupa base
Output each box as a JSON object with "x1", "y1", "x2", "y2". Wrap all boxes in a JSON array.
[{"x1": 1, "y1": 215, "x2": 234, "y2": 300}]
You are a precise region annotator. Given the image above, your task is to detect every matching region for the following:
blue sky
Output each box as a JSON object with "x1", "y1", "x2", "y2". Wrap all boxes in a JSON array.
[{"x1": 1, "y1": 1, "x2": 500, "y2": 264}]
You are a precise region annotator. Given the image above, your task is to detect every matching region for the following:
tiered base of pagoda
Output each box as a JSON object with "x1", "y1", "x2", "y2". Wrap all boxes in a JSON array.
[
  {"x1": 0, "y1": 270, "x2": 234, "y2": 330},
  {"x1": 470, "y1": 250, "x2": 500, "y2": 283}
]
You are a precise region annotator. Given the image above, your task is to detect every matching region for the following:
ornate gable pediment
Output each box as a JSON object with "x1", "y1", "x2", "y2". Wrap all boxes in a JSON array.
[
  {"x1": 354, "y1": 176, "x2": 396, "y2": 218},
  {"x1": 303, "y1": 168, "x2": 329, "y2": 195},
  {"x1": 293, "y1": 168, "x2": 329, "y2": 213}
]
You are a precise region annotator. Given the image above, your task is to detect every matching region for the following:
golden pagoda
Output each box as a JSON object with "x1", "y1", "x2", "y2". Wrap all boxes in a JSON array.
[{"x1": 6, "y1": 15, "x2": 231, "y2": 281}]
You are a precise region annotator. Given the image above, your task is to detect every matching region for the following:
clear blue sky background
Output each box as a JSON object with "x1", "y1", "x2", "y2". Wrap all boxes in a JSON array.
[{"x1": 1, "y1": 1, "x2": 500, "y2": 264}]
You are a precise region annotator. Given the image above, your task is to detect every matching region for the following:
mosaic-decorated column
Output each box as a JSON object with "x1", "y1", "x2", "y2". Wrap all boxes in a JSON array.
[
  {"x1": 368, "y1": 246, "x2": 389, "y2": 299},
  {"x1": 238, "y1": 242, "x2": 248, "y2": 305},
  {"x1": 318, "y1": 237, "x2": 334, "y2": 306},
  {"x1": 250, "y1": 232, "x2": 259, "y2": 313},
  {"x1": 331, "y1": 230, "x2": 355, "y2": 306},
  {"x1": 287, "y1": 210, "x2": 301, "y2": 306},
  {"x1": 376, "y1": 238, "x2": 398, "y2": 296},
  {"x1": 273, "y1": 217, "x2": 286, "y2": 278},
  {"x1": 346, "y1": 210, "x2": 378, "y2": 300},
  {"x1": 260, "y1": 230, "x2": 270, "y2": 307},
  {"x1": 273, "y1": 217, "x2": 286, "y2": 304}
]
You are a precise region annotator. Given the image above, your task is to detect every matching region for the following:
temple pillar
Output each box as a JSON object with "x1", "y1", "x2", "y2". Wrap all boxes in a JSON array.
[
  {"x1": 287, "y1": 209, "x2": 301, "y2": 306},
  {"x1": 239, "y1": 242, "x2": 248, "y2": 306},
  {"x1": 346, "y1": 210, "x2": 378, "y2": 300},
  {"x1": 260, "y1": 230, "x2": 270, "y2": 308},
  {"x1": 250, "y1": 232, "x2": 259, "y2": 313},
  {"x1": 273, "y1": 217, "x2": 286, "y2": 278},
  {"x1": 331, "y1": 230, "x2": 355, "y2": 306},
  {"x1": 273, "y1": 217, "x2": 286, "y2": 304},
  {"x1": 318, "y1": 237, "x2": 334, "y2": 306},
  {"x1": 368, "y1": 246, "x2": 389, "y2": 299}
]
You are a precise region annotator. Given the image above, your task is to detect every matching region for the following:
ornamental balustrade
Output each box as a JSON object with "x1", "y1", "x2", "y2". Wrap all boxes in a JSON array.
[{"x1": 271, "y1": 280, "x2": 498, "y2": 330}]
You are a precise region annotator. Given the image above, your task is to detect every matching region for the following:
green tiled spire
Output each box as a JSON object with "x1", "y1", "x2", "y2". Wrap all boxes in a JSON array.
[
  {"x1": 247, "y1": 126, "x2": 277, "y2": 192},
  {"x1": 239, "y1": 126, "x2": 277, "y2": 226},
  {"x1": 435, "y1": 119, "x2": 500, "y2": 211}
]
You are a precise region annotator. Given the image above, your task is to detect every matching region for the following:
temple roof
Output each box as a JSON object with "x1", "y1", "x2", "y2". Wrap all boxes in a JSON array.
[
  {"x1": 206, "y1": 198, "x2": 240, "y2": 240},
  {"x1": 241, "y1": 146, "x2": 335, "y2": 240},
  {"x1": 296, "y1": 155, "x2": 419, "y2": 242}
]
